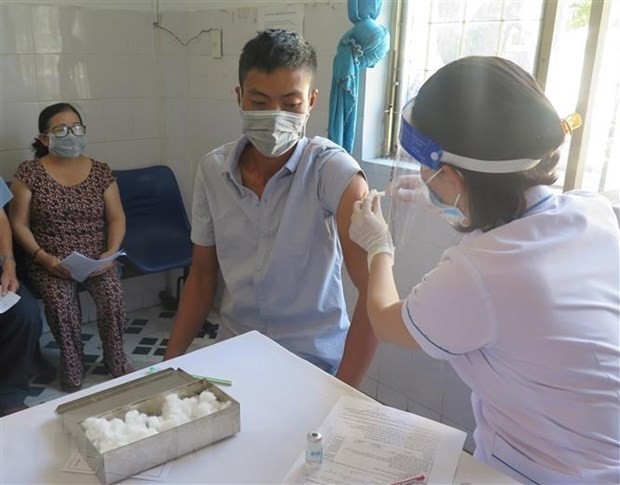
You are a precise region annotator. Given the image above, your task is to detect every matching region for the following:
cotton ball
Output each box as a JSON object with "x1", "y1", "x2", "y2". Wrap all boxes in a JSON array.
[
  {"x1": 199, "y1": 391, "x2": 217, "y2": 404},
  {"x1": 194, "y1": 402, "x2": 215, "y2": 418},
  {"x1": 124, "y1": 410, "x2": 144, "y2": 427},
  {"x1": 147, "y1": 415, "x2": 163, "y2": 432}
]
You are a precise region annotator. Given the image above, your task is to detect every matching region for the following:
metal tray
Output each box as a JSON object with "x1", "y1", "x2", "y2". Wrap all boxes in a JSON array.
[{"x1": 56, "y1": 368, "x2": 241, "y2": 484}]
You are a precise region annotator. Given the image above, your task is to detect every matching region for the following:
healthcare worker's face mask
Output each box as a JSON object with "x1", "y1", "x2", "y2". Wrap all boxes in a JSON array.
[
  {"x1": 48, "y1": 133, "x2": 87, "y2": 159},
  {"x1": 424, "y1": 168, "x2": 468, "y2": 226},
  {"x1": 241, "y1": 110, "x2": 308, "y2": 158}
]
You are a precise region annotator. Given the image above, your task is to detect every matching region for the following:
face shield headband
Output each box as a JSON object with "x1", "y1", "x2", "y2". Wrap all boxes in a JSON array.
[{"x1": 399, "y1": 99, "x2": 543, "y2": 174}]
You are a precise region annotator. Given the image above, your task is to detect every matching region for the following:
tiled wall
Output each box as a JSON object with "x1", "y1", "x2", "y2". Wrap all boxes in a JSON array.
[{"x1": 1, "y1": 0, "x2": 475, "y2": 451}]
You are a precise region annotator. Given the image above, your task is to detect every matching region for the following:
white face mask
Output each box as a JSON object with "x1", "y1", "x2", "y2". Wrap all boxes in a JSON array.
[
  {"x1": 241, "y1": 110, "x2": 308, "y2": 158},
  {"x1": 49, "y1": 133, "x2": 87, "y2": 158},
  {"x1": 424, "y1": 168, "x2": 468, "y2": 226}
]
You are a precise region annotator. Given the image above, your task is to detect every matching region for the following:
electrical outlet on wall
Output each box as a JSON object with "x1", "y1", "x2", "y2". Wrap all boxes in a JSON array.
[{"x1": 211, "y1": 29, "x2": 222, "y2": 59}]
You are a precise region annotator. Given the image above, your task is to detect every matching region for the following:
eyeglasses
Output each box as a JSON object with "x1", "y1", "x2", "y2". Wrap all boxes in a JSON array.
[{"x1": 46, "y1": 124, "x2": 86, "y2": 138}]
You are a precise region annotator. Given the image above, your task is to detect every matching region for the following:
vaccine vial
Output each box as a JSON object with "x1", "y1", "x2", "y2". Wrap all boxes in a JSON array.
[{"x1": 305, "y1": 431, "x2": 323, "y2": 469}]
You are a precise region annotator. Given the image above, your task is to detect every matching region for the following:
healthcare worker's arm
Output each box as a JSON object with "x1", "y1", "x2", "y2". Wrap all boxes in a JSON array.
[
  {"x1": 350, "y1": 192, "x2": 420, "y2": 349},
  {"x1": 163, "y1": 244, "x2": 219, "y2": 360},
  {"x1": 335, "y1": 174, "x2": 380, "y2": 388}
]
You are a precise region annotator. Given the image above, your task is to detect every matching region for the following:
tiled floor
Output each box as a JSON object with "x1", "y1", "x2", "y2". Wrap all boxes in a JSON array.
[{"x1": 25, "y1": 305, "x2": 220, "y2": 408}]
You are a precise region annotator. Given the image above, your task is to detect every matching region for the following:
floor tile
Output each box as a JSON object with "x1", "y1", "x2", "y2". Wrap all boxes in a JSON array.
[{"x1": 24, "y1": 305, "x2": 219, "y2": 409}]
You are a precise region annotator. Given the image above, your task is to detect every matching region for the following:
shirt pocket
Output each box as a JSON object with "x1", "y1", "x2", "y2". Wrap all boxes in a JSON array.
[{"x1": 490, "y1": 433, "x2": 582, "y2": 485}]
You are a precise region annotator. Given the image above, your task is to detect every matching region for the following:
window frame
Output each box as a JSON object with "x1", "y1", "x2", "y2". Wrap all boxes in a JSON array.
[{"x1": 381, "y1": 0, "x2": 615, "y2": 194}]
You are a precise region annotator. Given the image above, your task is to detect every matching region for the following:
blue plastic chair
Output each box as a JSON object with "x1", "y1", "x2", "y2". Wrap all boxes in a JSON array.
[{"x1": 113, "y1": 166, "x2": 193, "y2": 308}]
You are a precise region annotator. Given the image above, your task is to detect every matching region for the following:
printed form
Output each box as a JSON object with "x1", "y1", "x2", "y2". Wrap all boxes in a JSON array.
[
  {"x1": 284, "y1": 396, "x2": 466, "y2": 485},
  {"x1": 60, "y1": 250, "x2": 126, "y2": 282}
]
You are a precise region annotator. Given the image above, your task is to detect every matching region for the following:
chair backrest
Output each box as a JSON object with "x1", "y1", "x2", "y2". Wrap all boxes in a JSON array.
[{"x1": 113, "y1": 166, "x2": 193, "y2": 274}]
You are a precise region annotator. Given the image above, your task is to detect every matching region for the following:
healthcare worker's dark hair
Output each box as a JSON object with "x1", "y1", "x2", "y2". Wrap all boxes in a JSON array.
[
  {"x1": 238, "y1": 29, "x2": 317, "y2": 88},
  {"x1": 411, "y1": 56, "x2": 566, "y2": 233},
  {"x1": 32, "y1": 102, "x2": 83, "y2": 158}
]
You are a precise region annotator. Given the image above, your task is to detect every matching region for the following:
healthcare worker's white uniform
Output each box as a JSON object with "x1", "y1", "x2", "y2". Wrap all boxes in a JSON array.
[{"x1": 402, "y1": 186, "x2": 620, "y2": 484}]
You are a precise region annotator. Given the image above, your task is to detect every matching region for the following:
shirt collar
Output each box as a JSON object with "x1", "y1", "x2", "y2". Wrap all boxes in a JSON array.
[
  {"x1": 223, "y1": 136, "x2": 309, "y2": 182},
  {"x1": 521, "y1": 185, "x2": 555, "y2": 216}
]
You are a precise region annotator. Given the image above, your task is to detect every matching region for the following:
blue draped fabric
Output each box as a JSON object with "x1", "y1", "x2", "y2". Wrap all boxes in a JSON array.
[{"x1": 328, "y1": 0, "x2": 389, "y2": 153}]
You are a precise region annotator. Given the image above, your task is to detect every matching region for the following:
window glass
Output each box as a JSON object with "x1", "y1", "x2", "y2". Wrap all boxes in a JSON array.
[
  {"x1": 582, "y1": 0, "x2": 619, "y2": 193},
  {"x1": 399, "y1": 0, "x2": 544, "y2": 150}
]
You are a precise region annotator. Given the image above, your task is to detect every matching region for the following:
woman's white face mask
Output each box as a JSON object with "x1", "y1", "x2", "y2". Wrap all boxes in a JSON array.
[
  {"x1": 240, "y1": 110, "x2": 308, "y2": 158},
  {"x1": 424, "y1": 167, "x2": 469, "y2": 226}
]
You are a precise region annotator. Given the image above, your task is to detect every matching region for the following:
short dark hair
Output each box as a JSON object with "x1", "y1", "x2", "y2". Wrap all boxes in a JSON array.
[
  {"x1": 411, "y1": 56, "x2": 565, "y2": 232},
  {"x1": 238, "y1": 29, "x2": 317, "y2": 88},
  {"x1": 32, "y1": 102, "x2": 83, "y2": 158}
]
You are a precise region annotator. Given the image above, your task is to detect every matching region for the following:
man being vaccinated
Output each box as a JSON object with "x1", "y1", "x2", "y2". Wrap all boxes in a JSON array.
[{"x1": 164, "y1": 29, "x2": 376, "y2": 387}]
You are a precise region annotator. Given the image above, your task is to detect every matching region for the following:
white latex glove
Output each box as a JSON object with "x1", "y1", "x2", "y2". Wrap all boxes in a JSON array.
[
  {"x1": 387, "y1": 174, "x2": 430, "y2": 204},
  {"x1": 350, "y1": 190, "x2": 395, "y2": 269}
]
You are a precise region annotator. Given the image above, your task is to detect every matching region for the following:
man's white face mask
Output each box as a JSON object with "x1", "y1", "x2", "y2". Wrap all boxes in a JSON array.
[{"x1": 240, "y1": 110, "x2": 309, "y2": 158}]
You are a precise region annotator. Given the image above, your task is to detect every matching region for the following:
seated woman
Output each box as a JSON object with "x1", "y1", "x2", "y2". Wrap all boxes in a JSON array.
[{"x1": 9, "y1": 102, "x2": 130, "y2": 392}]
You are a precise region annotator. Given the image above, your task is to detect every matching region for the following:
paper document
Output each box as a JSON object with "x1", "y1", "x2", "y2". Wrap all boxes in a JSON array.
[
  {"x1": 60, "y1": 250, "x2": 126, "y2": 282},
  {"x1": 283, "y1": 396, "x2": 466, "y2": 485},
  {"x1": 63, "y1": 447, "x2": 170, "y2": 481},
  {"x1": 0, "y1": 291, "x2": 21, "y2": 314}
]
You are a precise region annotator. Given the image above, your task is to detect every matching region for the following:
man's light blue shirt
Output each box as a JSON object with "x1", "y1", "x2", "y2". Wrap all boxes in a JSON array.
[
  {"x1": 191, "y1": 136, "x2": 363, "y2": 373},
  {"x1": 0, "y1": 178, "x2": 12, "y2": 208}
]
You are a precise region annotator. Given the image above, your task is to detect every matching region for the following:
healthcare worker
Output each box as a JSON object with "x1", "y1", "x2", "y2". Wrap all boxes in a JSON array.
[{"x1": 349, "y1": 56, "x2": 620, "y2": 484}]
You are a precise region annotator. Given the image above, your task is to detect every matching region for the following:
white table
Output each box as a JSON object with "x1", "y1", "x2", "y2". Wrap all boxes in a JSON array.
[{"x1": 0, "y1": 331, "x2": 518, "y2": 484}]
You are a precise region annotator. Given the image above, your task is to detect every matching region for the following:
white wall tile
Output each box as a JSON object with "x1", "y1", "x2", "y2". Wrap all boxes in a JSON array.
[
  {"x1": 377, "y1": 383, "x2": 408, "y2": 410},
  {"x1": 442, "y1": 365, "x2": 476, "y2": 431},
  {"x1": 407, "y1": 399, "x2": 441, "y2": 422},
  {"x1": 102, "y1": 99, "x2": 133, "y2": 142},
  {"x1": 306, "y1": 109, "x2": 329, "y2": 139},
  {"x1": 106, "y1": 139, "x2": 162, "y2": 170},
  {"x1": 164, "y1": 98, "x2": 188, "y2": 140},
  {"x1": 312, "y1": 55, "x2": 335, "y2": 114},
  {"x1": 161, "y1": 56, "x2": 189, "y2": 98},
  {"x1": 407, "y1": 350, "x2": 446, "y2": 412},
  {"x1": 80, "y1": 9, "x2": 129, "y2": 55},
  {"x1": 376, "y1": 343, "x2": 414, "y2": 396},
  {"x1": 153, "y1": 11, "x2": 188, "y2": 57},
  {"x1": 131, "y1": 99, "x2": 160, "y2": 140},
  {"x1": 220, "y1": 7, "x2": 259, "y2": 57},
  {"x1": 126, "y1": 10, "x2": 155, "y2": 54},
  {"x1": 86, "y1": 142, "x2": 109, "y2": 165},
  {"x1": 0, "y1": 102, "x2": 40, "y2": 150},
  {"x1": 201, "y1": 99, "x2": 242, "y2": 148},
  {"x1": 128, "y1": 55, "x2": 160, "y2": 99},
  {"x1": 73, "y1": 99, "x2": 106, "y2": 143},
  {"x1": 66, "y1": 55, "x2": 99, "y2": 100},
  {"x1": 0, "y1": 148, "x2": 34, "y2": 180},
  {"x1": 187, "y1": 9, "x2": 227, "y2": 56},
  {"x1": 0, "y1": 4, "x2": 34, "y2": 54},
  {"x1": 1, "y1": 55, "x2": 38, "y2": 102},
  {"x1": 359, "y1": 376, "x2": 378, "y2": 400},
  {"x1": 31, "y1": 5, "x2": 64, "y2": 54},
  {"x1": 392, "y1": 240, "x2": 447, "y2": 297},
  {"x1": 303, "y1": 2, "x2": 349, "y2": 56},
  {"x1": 94, "y1": 55, "x2": 131, "y2": 98},
  {"x1": 35, "y1": 54, "x2": 62, "y2": 101}
]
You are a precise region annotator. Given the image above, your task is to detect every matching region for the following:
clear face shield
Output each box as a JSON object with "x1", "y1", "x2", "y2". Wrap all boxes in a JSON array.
[
  {"x1": 384, "y1": 98, "x2": 551, "y2": 289},
  {"x1": 386, "y1": 99, "x2": 447, "y2": 253}
]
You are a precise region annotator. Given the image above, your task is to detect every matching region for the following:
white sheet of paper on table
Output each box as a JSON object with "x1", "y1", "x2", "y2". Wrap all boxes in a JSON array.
[
  {"x1": 0, "y1": 291, "x2": 21, "y2": 314},
  {"x1": 283, "y1": 396, "x2": 466, "y2": 485},
  {"x1": 60, "y1": 250, "x2": 126, "y2": 282},
  {"x1": 63, "y1": 447, "x2": 171, "y2": 481}
]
